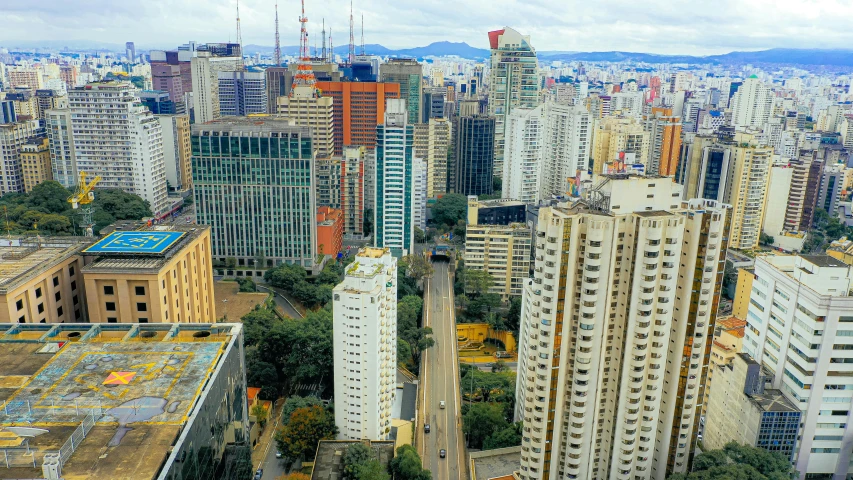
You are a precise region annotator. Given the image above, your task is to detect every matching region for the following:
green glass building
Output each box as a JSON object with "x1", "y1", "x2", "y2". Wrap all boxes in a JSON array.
[
  {"x1": 192, "y1": 118, "x2": 317, "y2": 270},
  {"x1": 379, "y1": 59, "x2": 423, "y2": 125}
]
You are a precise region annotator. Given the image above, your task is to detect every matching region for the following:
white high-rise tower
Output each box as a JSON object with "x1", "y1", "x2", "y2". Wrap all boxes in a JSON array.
[{"x1": 333, "y1": 247, "x2": 398, "y2": 440}]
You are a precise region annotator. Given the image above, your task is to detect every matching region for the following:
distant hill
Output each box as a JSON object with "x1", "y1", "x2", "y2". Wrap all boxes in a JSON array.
[
  {"x1": 541, "y1": 48, "x2": 853, "y2": 67},
  {"x1": 243, "y1": 41, "x2": 488, "y2": 59}
]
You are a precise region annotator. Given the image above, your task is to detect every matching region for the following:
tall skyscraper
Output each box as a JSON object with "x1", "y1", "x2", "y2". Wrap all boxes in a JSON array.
[
  {"x1": 783, "y1": 149, "x2": 823, "y2": 232},
  {"x1": 316, "y1": 157, "x2": 342, "y2": 208},
  {"x1": 724, "y1": 133, "x2": 772, "y2": 250},
  {"x1": 192, "y1": 117, "x2": 317, "y2": 270},
  {"x1": 730, "y1": 76, "x2": 772, "y2": 128},
  {"x1": 742, "y1": 254, "x2": 853, "y2": 479},
  {"x1": 125, "y1": 42, "x2": 136, "y2": 63},
  {"x1": 314, "y1": 81, "x2": 400, "y2": 155},
  {"x1": 503, "y1": 106, "x2": 542, "y2": 203},
  {"x1": 379, "y1": 59, "x2": 423, "y2": 125},
  {"x1": 61, "y1": 82, "x2": 168, "y2": 214},
  {"x1": 488, "y1": 27, "x2": 540, "y2": 179},
  {"x1": 413, "y1": 118, "x2": 451, "y2": 198},
  {"x1": 218, "y1": 70, "x2": 267, "y2": 116},
  {"x1": 45, "y1": 108, "x2": 75, "y2": 187},
  {"x1": 341, "y1": 146, "x2": 366, "y2": 238},
  {"x1": 333, "y1": 247, "x2": 397, "y2": 441},
  {"x1": 645, "y1": 107, "x2": 683, "y2": 176},
  {"x1": 454, "y1": 115, "x2": 496, "y2": 196},
  {"x1": 514, "y1": 176, "x2": 730, "y2": 480},
  {"x1": 413, "y1": 157, "x2": 427, "y2": 230},
  {"x1": 374, "y1": 99, "x2": 414, "y2": 257}
]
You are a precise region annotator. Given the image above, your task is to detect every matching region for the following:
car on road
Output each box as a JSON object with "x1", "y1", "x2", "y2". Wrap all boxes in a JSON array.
[
  {"x1": 275, "y1": 451, "x2": 282, "y2": 458},
  {"x1": 494, "y1": 351, "x2": 513, "y2": 359},
  {"x1": 439, "y1": 400, "x2": 446, "y2": 409},
  {"x1": 424, "y1": 424, "x2": 430, "y2": 433},
  {"x1": 439, "y1": 449, "x2": 447, "y2": 458},
  {"x1": 254, "y1": 468, "x2": 263, "y2": 479}
]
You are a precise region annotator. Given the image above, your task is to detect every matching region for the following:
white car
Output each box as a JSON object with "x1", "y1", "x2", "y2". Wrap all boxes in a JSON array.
[{"x1": 439, "y1": 401, "x2": 446, "y2": 409}]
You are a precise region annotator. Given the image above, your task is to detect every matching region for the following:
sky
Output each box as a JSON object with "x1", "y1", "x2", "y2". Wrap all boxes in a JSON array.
[{"x1": 2, "y1": 0, "x2": 853, "y2": 56}]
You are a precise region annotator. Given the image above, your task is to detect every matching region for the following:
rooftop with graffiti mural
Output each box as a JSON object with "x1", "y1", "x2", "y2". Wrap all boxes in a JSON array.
[{"x1": 0, "y1": 322, "x2": 248, "y2": 480}]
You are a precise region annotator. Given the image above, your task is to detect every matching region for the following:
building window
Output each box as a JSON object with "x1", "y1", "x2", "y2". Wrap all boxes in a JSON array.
[
  {"x1": 106, "y1": 302, "x2": 116, "y2": 311},
  {"x1": 107, "y1": 317, "x2": 118, "y2": 324},
  {"x1": 37, "y1": 304, "x2": 44, "y2": 314},
  {"x1": 138, "y1": 318, "x2": 148, "y2": 323},
  {"x1": 53, "y1": 277, "x2": 59, "y2": 287},
  {"x1": 69, "y1": 266, "x2": 75, "y2": 276},
  {"x1": 35, "y1": 288, "x2": 42, "y2": 298},
  {"x1": 73, "y1": 295, "x2": 78, "y2": 305},
  {"x1": 104, "y1": 285, "x2": 114, "y2": 295},
  {"x1": 55, "y1": 292, "x2": 61, "y2": 302},
  {"x1": 71, "y1": 281, "x2": 76, "y2": 291},
  {"x1": 57, "y1": 306, "x2": 63, "y2": 317},
  {"x1": 137, "y1": 303, "x2": 147, "y2": 312},
  {"x1": 135, "y1": 286, "x2": 145, "y2": 296},
  {"x1": 15, "y1": 300, "x2": 23, "y2": 311},
  {"x1": 18, "y1": 316, "x2": 25, "y2": 323}
]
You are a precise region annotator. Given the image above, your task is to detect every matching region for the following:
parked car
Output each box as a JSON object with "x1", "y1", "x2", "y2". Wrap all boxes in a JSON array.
[
  {"x1": 424, "y1": 424, "x2": 431, "y2": 433},
  {"x1": 254, "y1": 468, "x2": 263, "y2": 479},
  {"x1": 440, "y1": 449, "x2": 447, "y2": 458},
  {"x1": 275, "y1": 451, "x2": 282, "y2": 458}
]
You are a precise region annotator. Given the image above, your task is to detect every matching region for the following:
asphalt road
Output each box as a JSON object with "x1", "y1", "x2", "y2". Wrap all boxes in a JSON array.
[
  {"x1": 260, "y1": 400, "x2": 286, "y2": 480},
  {"x1": 256, "y1": 284, "x2": 304, "y2": 319},
  {"x1": 420, "y1": 261, "x2": 465, "y2": 480}
]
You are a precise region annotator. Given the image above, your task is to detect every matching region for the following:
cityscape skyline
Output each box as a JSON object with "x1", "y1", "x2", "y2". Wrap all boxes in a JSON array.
[{"x1": 3, "y1": 0, "x2": 853, "y2": 56}]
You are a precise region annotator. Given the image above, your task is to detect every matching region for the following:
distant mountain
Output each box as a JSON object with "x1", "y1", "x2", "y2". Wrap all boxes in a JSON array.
[
  {"x1": 541, "y1": 48, "x2": 853, "y2": 67},
  {"x1": 243, "y1": 41, "x2": 487, "y2": 59}
]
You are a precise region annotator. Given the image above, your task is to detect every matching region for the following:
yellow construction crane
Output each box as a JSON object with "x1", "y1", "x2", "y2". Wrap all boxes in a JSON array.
[{"x1": 67, "y1": 171, "x2": 102, "y2": 236}]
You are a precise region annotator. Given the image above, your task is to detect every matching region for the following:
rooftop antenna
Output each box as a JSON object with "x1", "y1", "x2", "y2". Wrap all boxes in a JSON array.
[
  {"x1": 329, "y1": 27, "x2": 333, "y2": 63},
  {"x1": 235, "y1": 0, "x2": 244, "y2": 70},
  {"x1": 321, "y1": 19, "x2": 327, "y2": 62},
  {"x1": 274, "y1": 2, "x2": 282, "y2": 67},
  {"x1": 290, "y1": 0, "x2": 317, "y2": 97},
  {"x1": 360, "y1": 14, "x2": 364, "y2": 55},
  {"x1": 348, "y1": 0, "x2": 355, "y2": 64}
]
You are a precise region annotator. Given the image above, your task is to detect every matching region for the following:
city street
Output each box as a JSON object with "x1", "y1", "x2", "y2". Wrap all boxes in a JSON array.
[{"x1": 419, "y1": 261, "x2": 465, "y2": 480}]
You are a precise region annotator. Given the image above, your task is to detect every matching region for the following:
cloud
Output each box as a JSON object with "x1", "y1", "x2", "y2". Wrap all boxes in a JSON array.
[{"x1": 1, "y1": 0, "x2": 853, "y2": 55}]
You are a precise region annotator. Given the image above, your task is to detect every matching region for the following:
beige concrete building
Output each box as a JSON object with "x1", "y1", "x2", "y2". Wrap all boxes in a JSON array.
[
  {"x1": 81, "y1": 226, "x2": 216, "y2": 324},
  {"x1": 20, "y1": 136, "x2": 51, "y2": 192},
  {"x1": 157, "y1": 114, "x2": 192, "y2": 192},
  {"x1": 732, "y1": 268, "x2": 756, "y2": 319},
  {"x1": 0, "y1": 239, "x2": 89, "y2": 324},
  {"x1": 0, "y1": 120, "x2": 40, "y2": 195},
  {"x1": 514, "y1": 176, "x2": 731, "y2": 480},
  {"x1": 727, "y1": 133, "x2": 773, "y2": 250},
  {"x1": 705, "y1": 316, "x2": 746, "y2": 414},
  {"x1": 413, "y1": 118, "x2": 451, "y2": 198},
  {"x1": 276, "y1": 84, "x2": 335, "y2": 159},
  {"x1": 591, "y1": 116, "x2": 649, "y2": 174},
  {"x1": 465, "y1": 222, "x2": 532, "y2": 299}
]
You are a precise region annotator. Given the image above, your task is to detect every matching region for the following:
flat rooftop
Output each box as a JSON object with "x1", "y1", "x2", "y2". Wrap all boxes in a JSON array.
[
  {"x1": 470, "y1": 446, "x2": 522, "y2": 480},
  {"x1": 311, "y1": 440, "x2": 395, "y2": 480},
  {"x1": 749, "y1": 388, "x2": 801, "y2": 414},
  {"x1": 0, "y1": 322, "x2": 238, "y2": 479},
  {"x1": 82, "y1": 225, "x2": 208, "y2": 275},
  {"x1": 0, "y1": 241, "x2": 89, "y2": 294},
  {"x1": 801, "y1": 255, "x2": 847, "y2": 269}
]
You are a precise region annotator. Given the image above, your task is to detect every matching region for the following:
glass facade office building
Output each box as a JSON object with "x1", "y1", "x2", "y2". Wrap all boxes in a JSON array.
[{"x1": 192, "y1": 118, "x2": 317, "y2": 269}]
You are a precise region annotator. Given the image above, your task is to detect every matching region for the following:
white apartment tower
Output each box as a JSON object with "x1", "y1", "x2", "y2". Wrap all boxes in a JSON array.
[
  {"x1": 515, "y1": 176, "x2": 730, "y2": 480},
  {"x1": 503, "y1": 106, "x2": 543, "y2": 204},
  {"x1": 333, "y1": 247, "x2": 398, "y2": 441},
  {"x1": 191, "y1": 53, "x2": 240, "y2": 124},
  {"x1": 731, "y1": 76, "x2": 773, "y2": 129},
  {"x1": 64, "y1": 82, "x2": 168, "y2": 214},
  {"x1": 743, "y1": 254, "x2": 853, "y2": 480},
  {"x1": 45, "y1": 108, "x2": 76, "y2": 187}
]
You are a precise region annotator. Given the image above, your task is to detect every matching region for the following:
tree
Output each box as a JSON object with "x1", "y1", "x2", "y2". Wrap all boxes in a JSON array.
[
  {"x1": 759, "y1": 232, "x2": 775, "y2": 246},
  {"x1": 265, "y1": 263, "x2": 307, "y2": 291},
  {"x1": 343, "y1": 443, "x2": 374, "y2": 480},
  {"x1": 27, "y1": 181, "x2": 72, "y2": 214},
  {"x1": 409, "y1": 327, "x2": 435, "y2": 366},
  {"x1": 237, "y1": 278, "x2": 257, "y2": 292},
  {"x1": 483, "y1": 422, "x2": 522, "y2": 450},
  {"x1": 506, "y1": 297, "x2": 522, "y2": 337},
  {"x1": 251, "y1": 403, "x2": 269, "y2": 429},
  {"x1": 246, "y1": 356, "x2": 279, "y2": 400},
  {"x1": 397, "y1": 339, "x2": 413, "y2": 369},
  {"x1": 666, "y1": 442, "x2": 798, "y2": 480},
  {"x1": 414, "y1": 226, "x2": 426, "y2": 244},
  {"x1": 401, "y1": 254, "x2": 434, "y2": 283},
  {"x1": 491, "y1": 360, "x2": 507, "y2": 373},
  {"x1": 389, "y1": 445, "x2": 432, "y2": 480},
  {"x1": 363, "y1": 208, "x2": 374, "y2": 236},
  {"x1": 460, "y1": 366, "x2": 514, "y2": 403},
  {"x1": 464, "y1": 269, "x2": 493, "y2": 297},
  {"x1": 241, "y1": 306, "x2": 279, "y2": 348},
  {"x1": 432, "y1": 193, "x2": 467, "y2": 227},
  {"x1": 225, "y1": 257, "x2": 237, "y2": 269},
  {"x1": 274, "y1": 405, "x2": 337, "y2": 460},
  {"x1": 280, "y1": 474, "x2": 311, "y2": 480},
  {"x1": 462, "y1": 402, "x2": 509, "y2": 449},
  {"x1": 280, "y1": 396, "x2": 324, "y2": 424}
]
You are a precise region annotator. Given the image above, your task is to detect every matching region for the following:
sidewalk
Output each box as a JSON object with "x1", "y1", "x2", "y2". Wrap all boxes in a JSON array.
[{"x1": 252, "y1": 398, "x2": 283, "y2": 467}]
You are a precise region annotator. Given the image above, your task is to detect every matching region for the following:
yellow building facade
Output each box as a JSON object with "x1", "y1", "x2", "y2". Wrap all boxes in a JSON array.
[
  {"x1": 20, "y1": 137, "x2": 51, "y2": 192},
  {"x1": 82, "y1": 226, "x2": 216, "y2": 324}
]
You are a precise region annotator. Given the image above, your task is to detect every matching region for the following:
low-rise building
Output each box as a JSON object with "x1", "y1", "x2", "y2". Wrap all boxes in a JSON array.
[
  {"x1": 81, "y1": 225, "x2": 216, "y2": 323},
  {"x1": 311, "y1": 440, "x2": 396, "y2": 480},
  {"x1": 0, "y1": 321, "x2": 249, "y2": 480},
  {"x1": 317, "y1": 207, "x2": 343, "y2": 258},
  {"x1": 704, "y1": 353, "x2": 801, "y2": 460},
  {"x1": 0, "y1": 238, "x2": 90, "y2": 324}
]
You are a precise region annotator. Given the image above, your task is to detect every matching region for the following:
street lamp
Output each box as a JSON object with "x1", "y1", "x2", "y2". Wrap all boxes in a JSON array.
[{"x1": 222, "y1": 299, "x2": 228, "y2": 321}]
